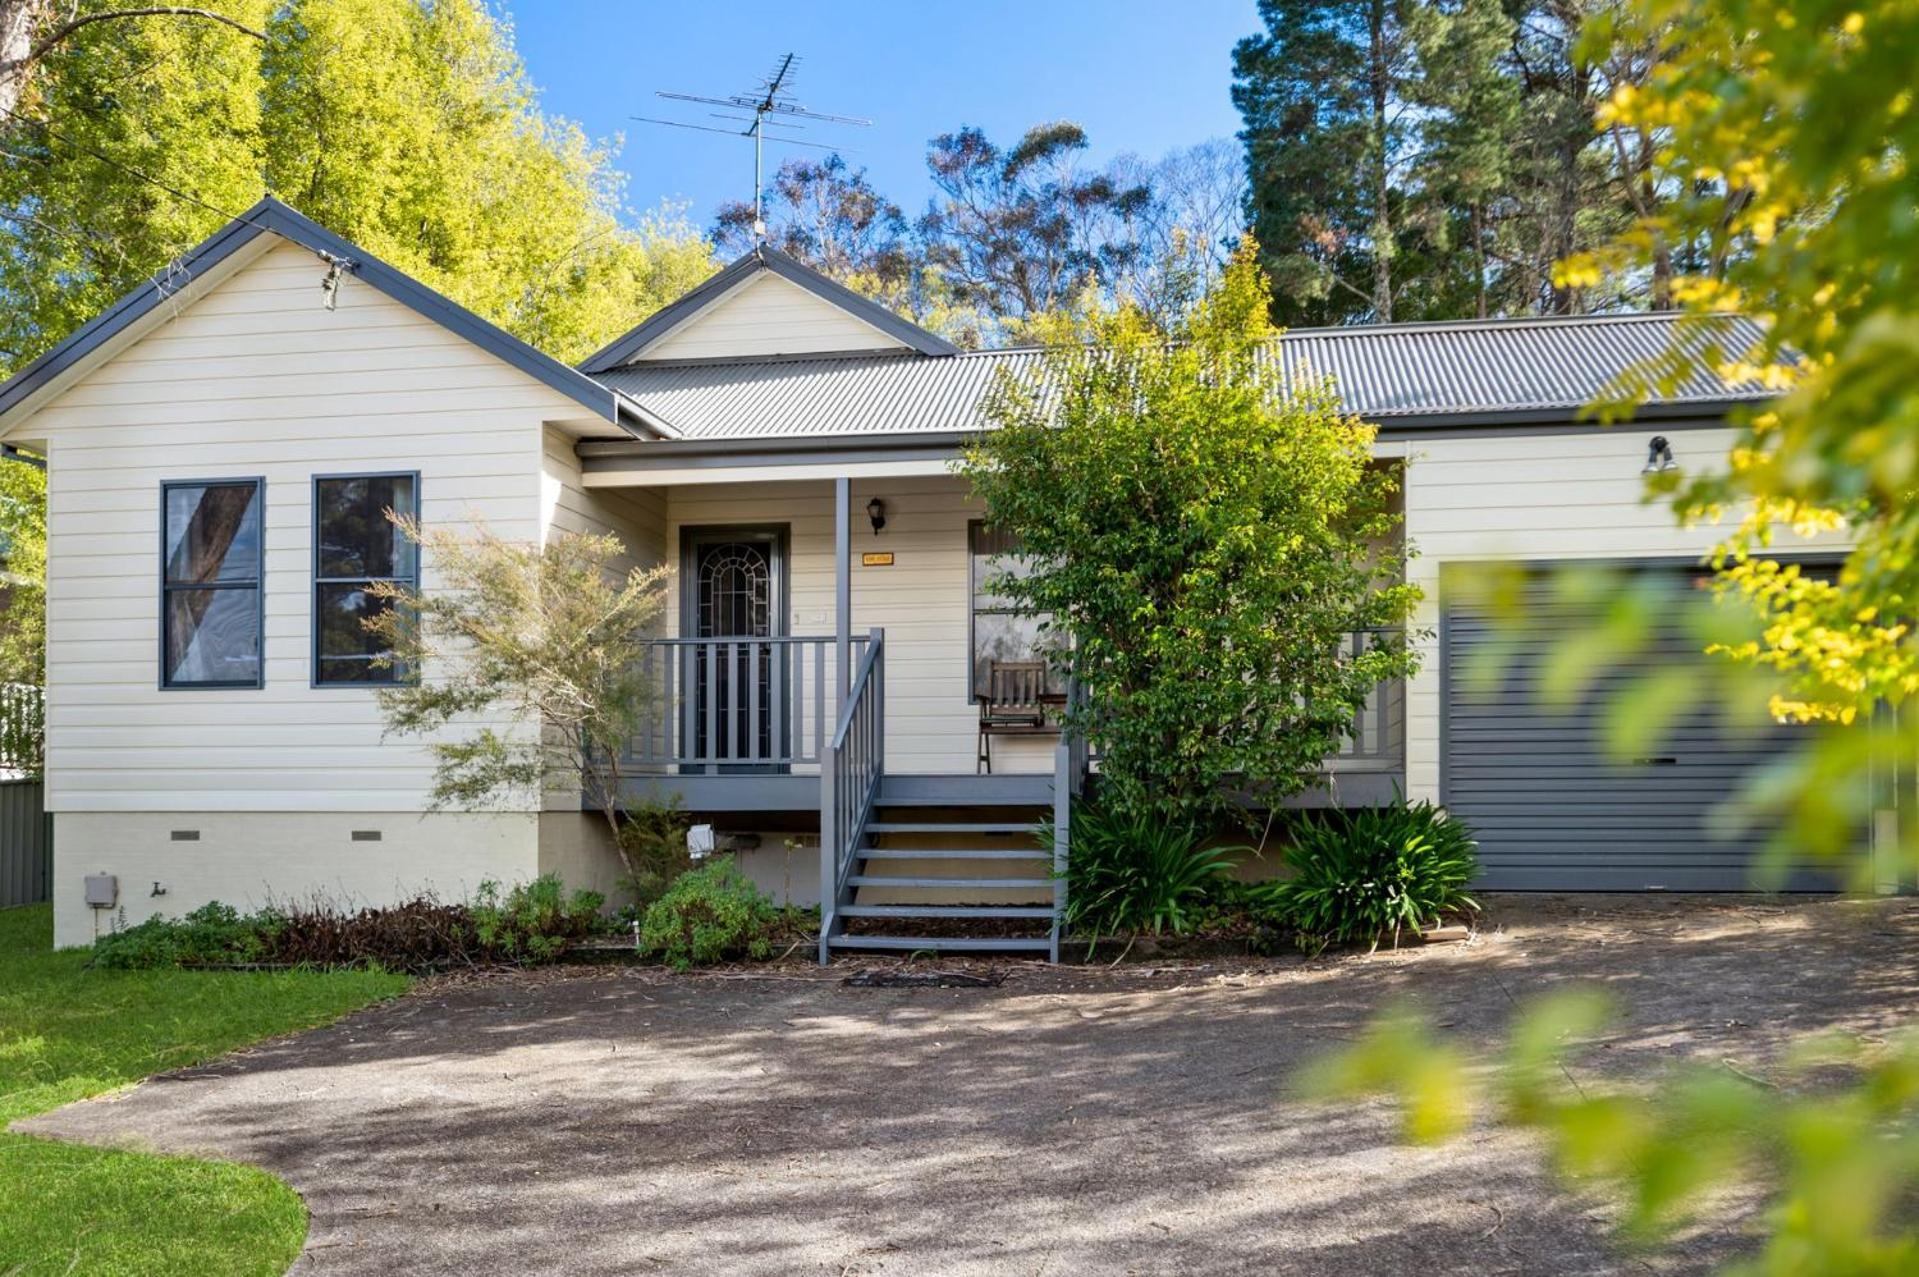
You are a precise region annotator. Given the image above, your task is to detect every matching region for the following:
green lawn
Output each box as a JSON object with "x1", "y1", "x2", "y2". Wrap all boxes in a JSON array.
[{"x1": 0, "y1": 904, "x2": 411, "y2": 1276}]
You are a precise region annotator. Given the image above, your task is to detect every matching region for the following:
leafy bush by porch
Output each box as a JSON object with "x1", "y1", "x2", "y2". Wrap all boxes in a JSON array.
[
  {"x1": 960, "y1": 243, "x2": 1421, "y2": 830},
  {"x1": 1058, "y1": 800, "x2": 1239, "y2": 956},
  {"x1": 1260, "y1": 800, "x2": 1479, "y2": 953},
  {"x1": 366, "y1": 522, "x2": 670, "y2": 895},
  {"x1": 616, "y1": 799, "x2": 696, "y2": 911},
  {"x1": 91, "y1": 876, "x2": 604, "y2": 972},
  {"x1": 639, "y1": 858, "x2": 786, "y2": 970}
]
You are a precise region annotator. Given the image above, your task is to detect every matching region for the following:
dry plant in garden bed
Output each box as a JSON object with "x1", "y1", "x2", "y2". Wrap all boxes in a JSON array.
[{"x1": 90, "y1": 879, "x2": 605, "y2": 973}]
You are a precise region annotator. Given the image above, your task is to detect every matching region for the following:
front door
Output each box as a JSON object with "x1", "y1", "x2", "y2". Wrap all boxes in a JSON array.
[{"x1": 684, "y1": 528, "x2": 786, "y2": 771}]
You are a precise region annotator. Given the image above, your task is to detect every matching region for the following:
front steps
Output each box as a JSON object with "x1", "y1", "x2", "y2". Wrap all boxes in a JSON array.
[{"x1": 823, "y1": 790, "x2": 1061, "y2": 960}]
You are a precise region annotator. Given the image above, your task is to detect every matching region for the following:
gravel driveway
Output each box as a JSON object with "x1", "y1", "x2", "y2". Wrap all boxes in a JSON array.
[{"x1": 19, "y1": 895, "x2": 1919, "y2": 1276}]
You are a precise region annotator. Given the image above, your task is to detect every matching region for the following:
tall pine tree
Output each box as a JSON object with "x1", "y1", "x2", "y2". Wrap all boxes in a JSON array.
[
  {"x1": 1235, "y1": 0, "x2": 1680, "y2": 322},
  {"x1": 1233, "y1": 0, "x2": 1420, "y2": 325}
]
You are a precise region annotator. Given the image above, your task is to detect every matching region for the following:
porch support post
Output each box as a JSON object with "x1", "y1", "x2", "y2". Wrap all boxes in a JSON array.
[{"x1": 835, "y1": 475, "x2": 851, "y2": 708}]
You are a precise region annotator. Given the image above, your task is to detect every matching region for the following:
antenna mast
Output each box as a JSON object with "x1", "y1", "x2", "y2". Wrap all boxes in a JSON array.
[{"x1": 636, "y1": 53, "x2": 872, "y2": 242}]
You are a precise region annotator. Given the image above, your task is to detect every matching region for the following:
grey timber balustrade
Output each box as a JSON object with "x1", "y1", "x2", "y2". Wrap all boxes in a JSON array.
[
  {"x1": 819, "y1": 628, "x2": 885, "y2": 962},
  {"x1": 622, "y1": 634, "x2": 870, "y2": 774}
]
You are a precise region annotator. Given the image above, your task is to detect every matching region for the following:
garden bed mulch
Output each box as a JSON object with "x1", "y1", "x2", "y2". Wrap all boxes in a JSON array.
[{"x1": 563, "y1": 913, "x2": 1475, "y2": 972}]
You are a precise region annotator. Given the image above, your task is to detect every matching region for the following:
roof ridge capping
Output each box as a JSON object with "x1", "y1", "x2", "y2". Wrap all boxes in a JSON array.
[
  {"x1": 592, "y1": 308, "x2": 1778, "y2": 443},
  {"x1": 577, "y1": 242, "x2": 960, "y2": 373},
  {"x1": 0, "y1": 194, "x2": 662, "y2": 436},
  {"x1": 1279, "y1": 309, "x2": 1759, "y2": 339},
  {"x1": 943, "y1": 309, "x2": 1762, "y2": 357}
]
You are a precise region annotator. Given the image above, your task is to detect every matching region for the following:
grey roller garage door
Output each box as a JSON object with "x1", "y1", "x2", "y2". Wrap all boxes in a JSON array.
[{"x1": 1442, "y1": 562, "x2": 1833, "y2": 892}]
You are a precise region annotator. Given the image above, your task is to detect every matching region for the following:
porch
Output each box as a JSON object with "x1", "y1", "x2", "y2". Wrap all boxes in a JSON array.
[
  {"x1": 570, "y1": 460, "x2": 1404, "y2": 960},
  {"x1": 614, "y1": 629, "x2": 1404, "y2": 813}
]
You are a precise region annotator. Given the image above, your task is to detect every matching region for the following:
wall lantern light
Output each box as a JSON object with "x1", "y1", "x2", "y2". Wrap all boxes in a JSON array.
[
  {"x1": 866, "y1": 497, "x2": 887, "y2": 535},
  {"x1": 1642, "y1": 435, "x2": 1677, "y2": 475}
]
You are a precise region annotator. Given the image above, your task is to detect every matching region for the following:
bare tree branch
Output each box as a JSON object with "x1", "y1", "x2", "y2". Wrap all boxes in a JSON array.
[
  {"x1": 22, "y1": 6, "x2": 263, "y2": 66},
  {"x1": 0, "y1": 3, "x2": 264, "y2": 117}
]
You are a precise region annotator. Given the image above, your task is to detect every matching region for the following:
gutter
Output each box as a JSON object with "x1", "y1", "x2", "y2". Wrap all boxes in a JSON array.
[
  {"x1": 576, "y1": 399, "x2": 1758, "y2": 467},
  {"x1": 577, "y1": 428, "x2": 978, "y2": 461},
  {"x1": 1367, "y1": 399, "x2": 1764, "y2": 436}
]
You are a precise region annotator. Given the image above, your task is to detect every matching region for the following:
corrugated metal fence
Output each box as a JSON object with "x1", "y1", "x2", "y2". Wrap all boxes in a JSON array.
[
  {"x1": 0, "y1": 683, "x2": 48, "y2": 906},
  {"x1": 0, "y1": 779, "x2": 49, "y2": 908}
]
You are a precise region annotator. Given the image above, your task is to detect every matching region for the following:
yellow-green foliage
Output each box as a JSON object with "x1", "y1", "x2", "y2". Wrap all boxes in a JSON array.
[
  {"x1": 1559, "y1": 0, "x2": 1919, "y2": 733},
  {"x1": 258, "y1": 0, "x2": 714, "y2": 362},
  {"x1": 1306, "y1": 993, "x2": 1919, "y2": 1274},
  {"x1": 0, "y1": 0, "x2": 715, "y2": 375},
  {"x1": 0, "y1": 455, "x2": 44, "y2": 688}
]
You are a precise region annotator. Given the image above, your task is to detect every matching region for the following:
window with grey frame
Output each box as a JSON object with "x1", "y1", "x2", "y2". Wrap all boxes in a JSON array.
[
  {"x1": 161, "y1": 479, "x2": 264, "y2": 688},
  {"x1": 313, "y1": 473, "x2": 418, "y2": 685},
  {"x1": 968, "y1": 521, "x2": 1062, "y2": 700}
]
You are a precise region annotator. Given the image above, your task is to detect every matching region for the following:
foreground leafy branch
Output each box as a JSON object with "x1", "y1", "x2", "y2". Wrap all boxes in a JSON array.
[{"x1": 1305, "y1": 997, "x2": 1919, "y2": 1273}]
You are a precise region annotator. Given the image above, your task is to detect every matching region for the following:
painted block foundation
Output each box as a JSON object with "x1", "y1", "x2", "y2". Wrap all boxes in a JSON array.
[{"x1": 52, "y1": 811, "x2": 540, "y2": 949}]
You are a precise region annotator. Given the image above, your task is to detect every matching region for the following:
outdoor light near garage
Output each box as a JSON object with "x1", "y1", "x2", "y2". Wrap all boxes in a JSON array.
[
  {"x1": 866, "y1": 497, "x2": 887, "y2": 534},
  {"x1": 1643, "y1": 435, "x2": 1677, "y2": 474}
]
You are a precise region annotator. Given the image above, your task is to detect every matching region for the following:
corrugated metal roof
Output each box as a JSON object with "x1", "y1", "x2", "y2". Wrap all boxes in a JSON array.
[{"x1": 591, "y1": 312, "x2": 1774, "y2": 441}]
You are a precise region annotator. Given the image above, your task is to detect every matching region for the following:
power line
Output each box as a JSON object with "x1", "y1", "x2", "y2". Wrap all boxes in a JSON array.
[
  {"x1": 0, "y1": 103, "x2": 260, "y2": 232},
  {"x1": 0, "y1": 103, "x2": 352, "y2": 271}
]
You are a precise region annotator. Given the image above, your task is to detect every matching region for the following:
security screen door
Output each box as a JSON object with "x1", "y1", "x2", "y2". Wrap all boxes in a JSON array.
[{"x1": 684, "y1": 528, "x2": 785, "y2": 770}]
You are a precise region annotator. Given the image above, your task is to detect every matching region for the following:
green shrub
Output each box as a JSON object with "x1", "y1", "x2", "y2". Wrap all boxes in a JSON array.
[
  {"x1": 468, "y1": 877, "x2": 605, "y2": 963},
  {"x1": 90, "y1": 875, "x2": 604, "y2": 972},
  {"x1": 1261, "y1": 800, "x2": 1479, "y2": 954},
  {"x1": 639, "y1": 857, "x2": 781, "y2": 970},
  {"x1": 1061, "y1": 801, "x2": 1240, "y2": 956},
  {"x1": 92, "y1": 902, "x2": 271, "y2": 970}
]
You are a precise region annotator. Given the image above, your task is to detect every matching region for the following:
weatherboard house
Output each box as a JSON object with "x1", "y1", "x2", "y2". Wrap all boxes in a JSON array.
[{"x1": 0, "y1": 198, "x2": 1832, "y2": 955}]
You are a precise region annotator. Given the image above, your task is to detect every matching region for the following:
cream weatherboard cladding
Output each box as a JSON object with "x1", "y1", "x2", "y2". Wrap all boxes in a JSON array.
[
  {"x1": 30, "y1": 241, "x2": 606, "y2": 814},
  {"x1": 635, "y1": 272, "x2": 908, "y2": 362},
  {"x1": 14, "y1": 239, "x2": 632, "y2": 946}
]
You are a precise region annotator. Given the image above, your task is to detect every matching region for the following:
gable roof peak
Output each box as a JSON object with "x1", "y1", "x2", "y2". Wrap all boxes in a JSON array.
[
  {"x1": 577, "y1": 242, "x2": 959, "y2": 372},
  {"x1": 0, "y1": 195, "x2": 666, "y2": 436}
]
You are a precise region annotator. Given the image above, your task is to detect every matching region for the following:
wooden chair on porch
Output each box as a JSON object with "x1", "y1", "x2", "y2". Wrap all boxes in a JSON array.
[{"x1": 976, "y1": 659, "x2": 1051, "y2": 774}]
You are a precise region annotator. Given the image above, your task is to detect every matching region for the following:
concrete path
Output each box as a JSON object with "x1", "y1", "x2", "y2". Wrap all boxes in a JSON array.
[{"x1": 20, "y1": 896, "x2": 1919, "y2": 1276}]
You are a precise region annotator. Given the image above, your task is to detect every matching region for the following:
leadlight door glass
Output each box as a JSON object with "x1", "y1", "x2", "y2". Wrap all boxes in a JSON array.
[{"x1": 690, "y1": 536, "x2": 779, "y2": 767}]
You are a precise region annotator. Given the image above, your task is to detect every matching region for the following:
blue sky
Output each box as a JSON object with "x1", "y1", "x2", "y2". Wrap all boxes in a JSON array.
[{"x1": 511, "y1": 1, "x2": 1259, "y2": 232}]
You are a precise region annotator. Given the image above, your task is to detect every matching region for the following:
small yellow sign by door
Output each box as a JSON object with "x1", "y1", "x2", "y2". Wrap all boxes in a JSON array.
[{"x1": 861, "y1": 551, "x2": 895, "y2": 567}]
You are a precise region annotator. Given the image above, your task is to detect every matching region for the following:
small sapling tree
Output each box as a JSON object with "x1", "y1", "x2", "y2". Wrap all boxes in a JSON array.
[{"x1": 365, "y1": 519, "x2": 670, "y2": 885}]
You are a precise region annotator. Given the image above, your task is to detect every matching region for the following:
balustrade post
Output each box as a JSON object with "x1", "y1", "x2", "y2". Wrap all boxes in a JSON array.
[
  {"x1": 819, "y1": 736, "x2": 838, "y2": 965},
  {"x1": 1052, "y1": 729, "x2": 1071, "y2": 966},
  {"x1": 835, "y1": 477, "x2": 851, "y2": 714}
]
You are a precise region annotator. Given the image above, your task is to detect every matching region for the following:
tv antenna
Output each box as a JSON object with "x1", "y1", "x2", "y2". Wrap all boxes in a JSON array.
[{"x1": 635, "y1": 53, "x2": 872, "y2": 240}]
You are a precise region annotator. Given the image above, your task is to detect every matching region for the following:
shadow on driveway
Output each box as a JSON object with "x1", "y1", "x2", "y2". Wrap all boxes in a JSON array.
[{"x1": 19, "y1": 894, "x2": 1919, "y2": 1276}]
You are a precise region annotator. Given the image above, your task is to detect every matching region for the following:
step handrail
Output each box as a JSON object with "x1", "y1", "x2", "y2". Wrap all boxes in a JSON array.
[{"x1": 819, "y1": 628, "x2": 884, "y2": 963}]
